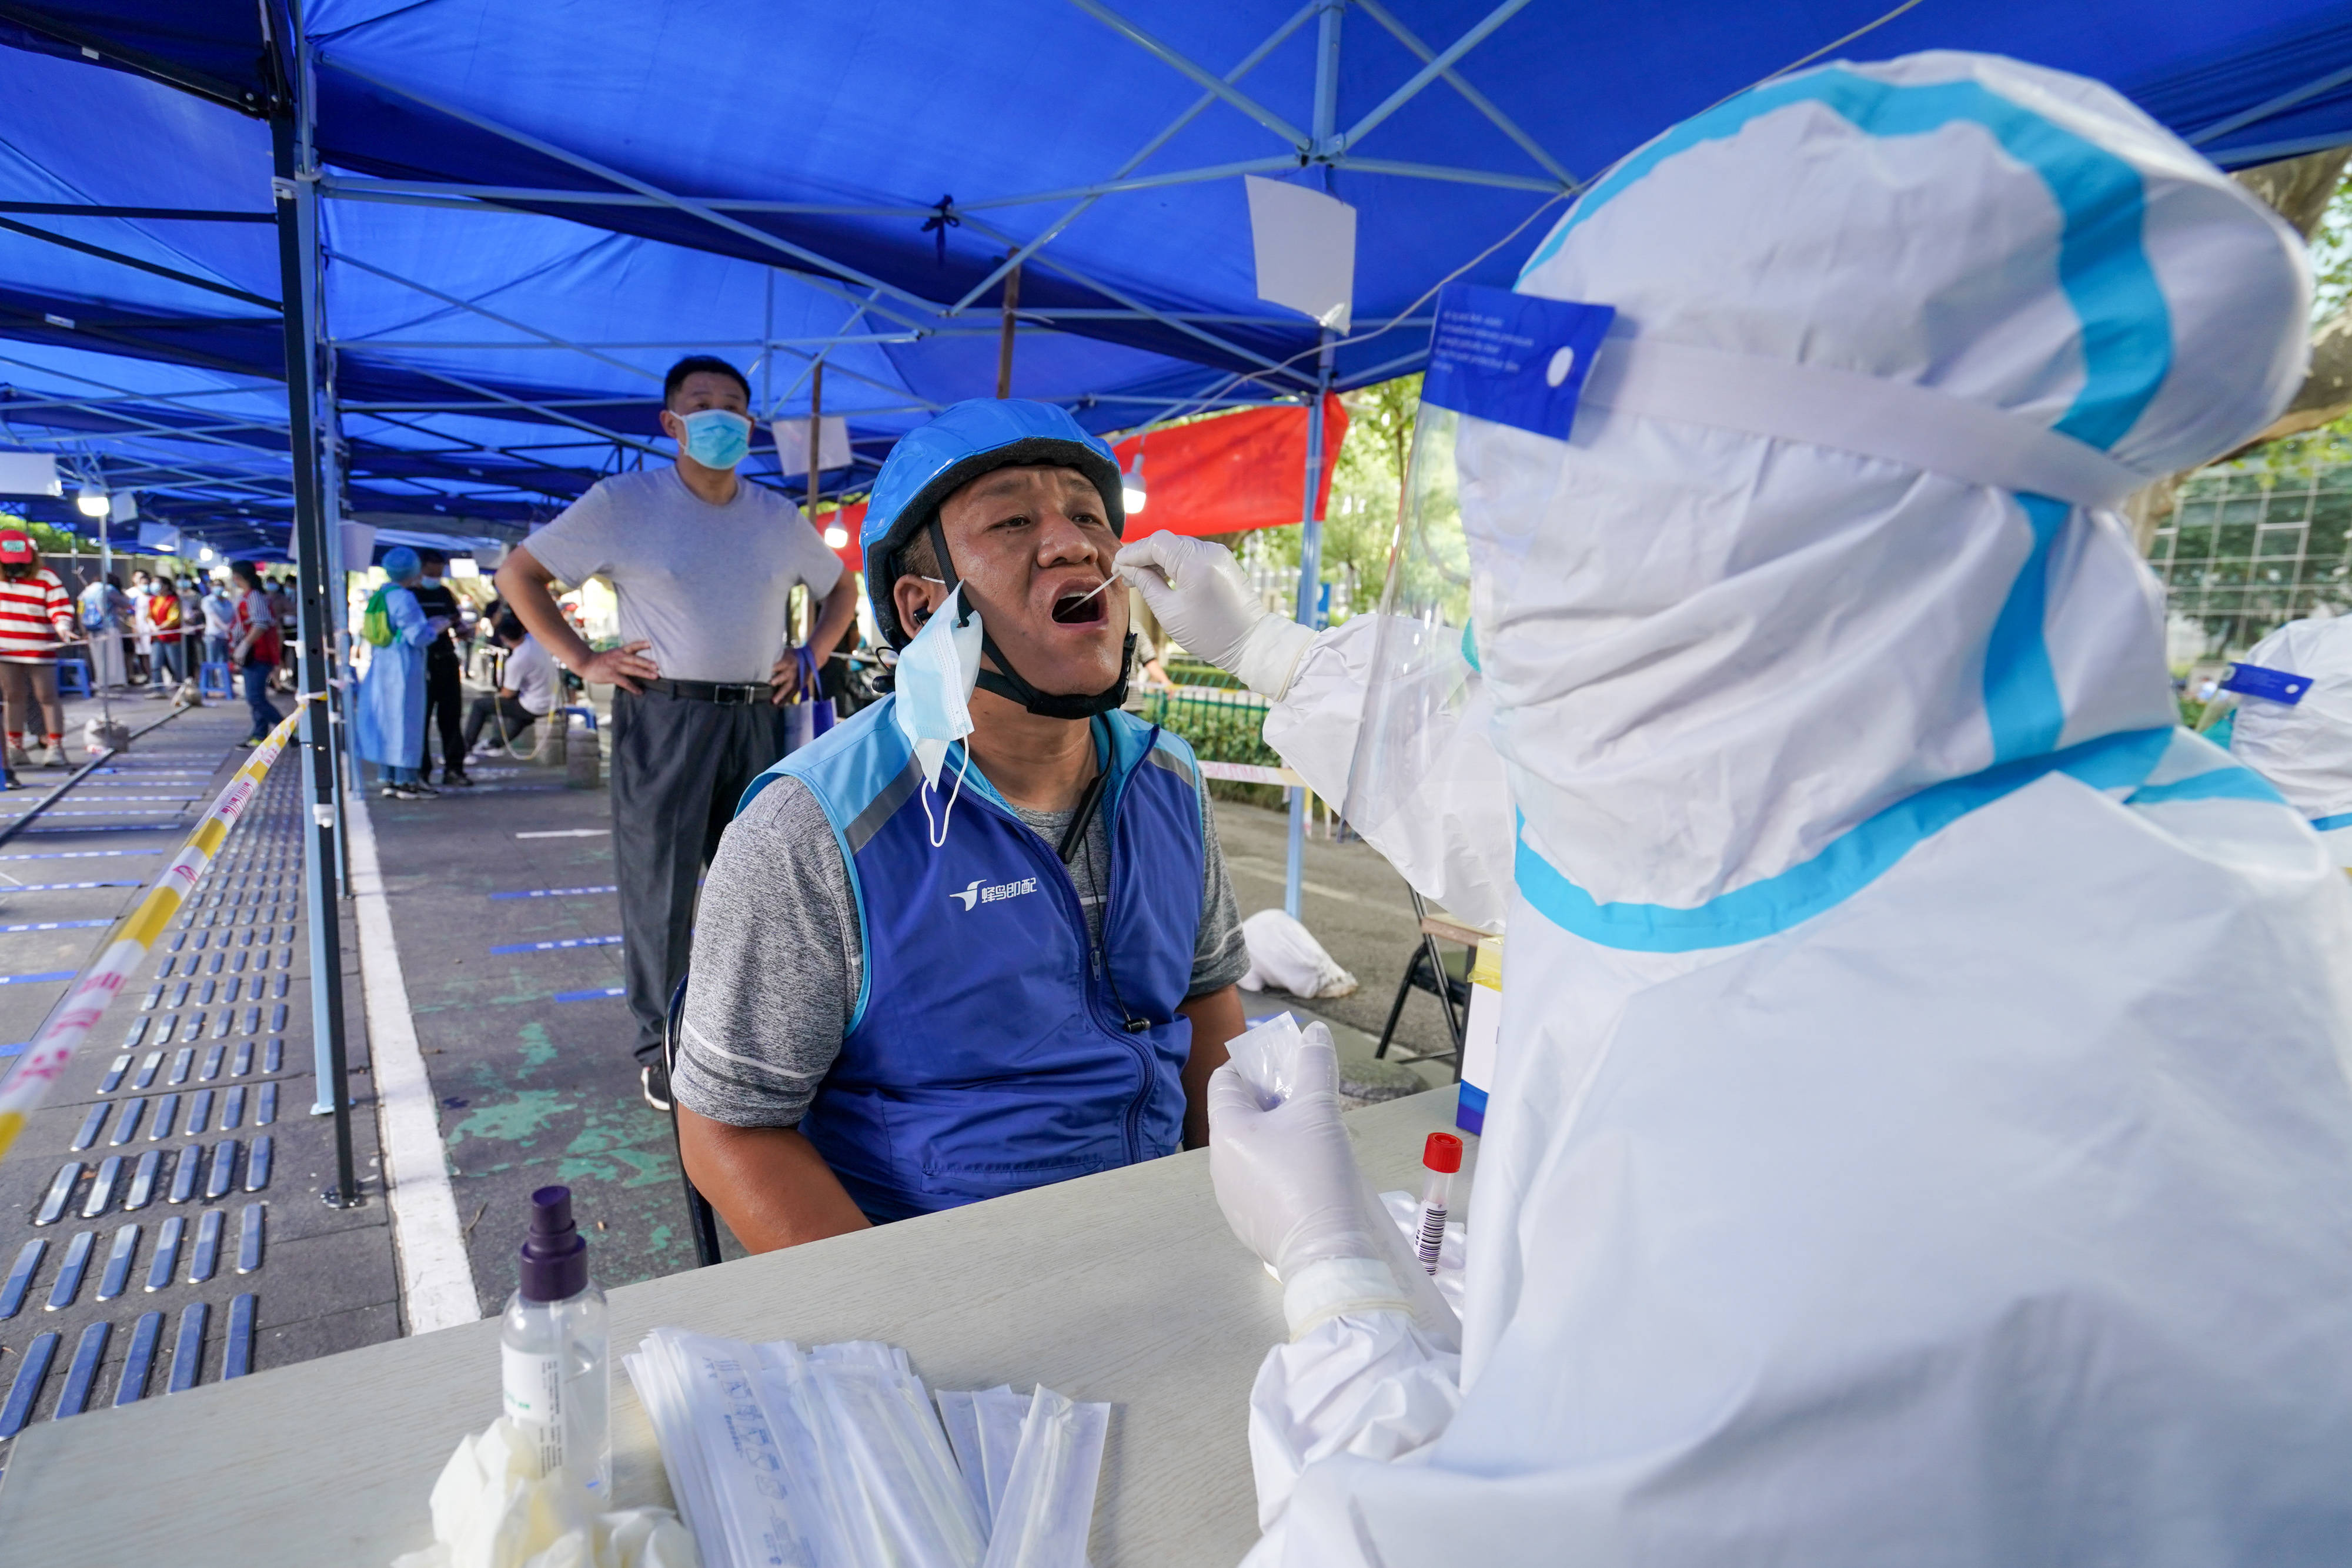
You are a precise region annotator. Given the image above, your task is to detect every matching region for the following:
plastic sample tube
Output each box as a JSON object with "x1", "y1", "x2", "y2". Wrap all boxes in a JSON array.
[{"x1": 1417, "y1": 1132, "x2": 1463, "y2": 1275}]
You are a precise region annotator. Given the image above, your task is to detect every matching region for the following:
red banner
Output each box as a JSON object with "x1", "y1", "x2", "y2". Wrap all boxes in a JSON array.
[
  {"x1": 1110, "y1": 394, "x2": 1348, "y2": 545},
  {"x1": 820, "y1": 394, "x2": 1347, "y2": 577}
]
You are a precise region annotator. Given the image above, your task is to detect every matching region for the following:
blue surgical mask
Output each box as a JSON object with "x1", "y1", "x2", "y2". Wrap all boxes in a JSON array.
[
  {"x1": 422, "y1": 575, "x2": 444, "y2": 587},
  {"x1": 891, "y1": 582, "x2": 984, "y2": 846},
  {"x1": 679, "y1": 408, "x2": 752, "y2": 470}
]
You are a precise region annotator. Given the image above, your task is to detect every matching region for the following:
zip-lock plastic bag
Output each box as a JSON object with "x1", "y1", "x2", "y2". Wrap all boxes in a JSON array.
[
  {"x1": 629, "y1": 1329, "x2": 1110, "y2": 1568},
  {"x1": 977, "y1": 1386, "x2": 1111, "y2": 1568}
]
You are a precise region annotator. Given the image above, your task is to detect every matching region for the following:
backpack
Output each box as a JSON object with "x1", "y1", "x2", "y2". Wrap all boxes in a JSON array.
[{"x1": 360, "y1": 584, "x2": 397, "y2": 648}]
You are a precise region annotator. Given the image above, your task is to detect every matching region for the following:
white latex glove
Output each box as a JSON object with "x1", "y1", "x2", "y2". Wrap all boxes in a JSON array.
[
  {"x1": 1115, "y1": 533, "x2": 1317, "y2": 700},
  {"x1": 1210, "y1": 1038, "x2": 1408, "y2": 1338}
]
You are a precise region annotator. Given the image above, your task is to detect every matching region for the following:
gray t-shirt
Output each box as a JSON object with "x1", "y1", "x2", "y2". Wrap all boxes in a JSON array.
[
  {"x1": 674, "y1": 769, "x2": 1248, "y2": 1129},
  {"x1": 524, "y1": 466, "x2": 844, "y2": 685}
]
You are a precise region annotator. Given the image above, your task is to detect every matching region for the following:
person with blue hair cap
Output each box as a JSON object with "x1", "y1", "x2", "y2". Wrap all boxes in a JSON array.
[
  {"x1": 355, "y1": 546, "x2": 439, "y2": 800},
  {"x1": 669, "y1": 398, "x2": 1250, "y2": 1249}
]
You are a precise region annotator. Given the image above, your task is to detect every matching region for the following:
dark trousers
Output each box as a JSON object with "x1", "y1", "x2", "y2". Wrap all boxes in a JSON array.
[
  {"x1": 612, "y1": 686, "x2": 784, "y2": 1062},
  {"x1": 462, "y1": 693, "x2": 537, "y2": 752},
  {"x1": 422, "y1": 651, "x2": 465, "y2": 775},
  {"x1": 240, "y1": 663, "x2": 280, "y2": 740}
]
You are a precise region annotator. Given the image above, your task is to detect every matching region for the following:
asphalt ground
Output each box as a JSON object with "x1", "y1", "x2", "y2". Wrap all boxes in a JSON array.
[
  {"x1": 0, "y1": 690, "x2": 393, "y2": 1471},
  {"x1": 1211, "y1": 799, "x2": 1469, "y2": 1076}
]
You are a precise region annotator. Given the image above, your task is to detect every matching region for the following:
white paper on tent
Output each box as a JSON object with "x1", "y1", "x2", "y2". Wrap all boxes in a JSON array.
[
  {"x1": 138, "y1": 522, "x2": 179, "y2": 554},
  {"x1": 341, "y1": 520, "x2": 379, "y2": 569},
  {"x1": 109, "y1": 491, "x2": 138, "y2": 524},
  {"x1": 773, "y1": 416, "x2": 853, "y2": 478},
  {"x1": 0, "y1": 452, "x2": 59, "y2": 497},
  {"x1": 1244, "y1": 175, "x2": 1356, "y2": 335}
]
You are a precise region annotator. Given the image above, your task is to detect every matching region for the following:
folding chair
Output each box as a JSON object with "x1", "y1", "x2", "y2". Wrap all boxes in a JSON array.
[
  {"x1": 1372, "y1": 888, "x2": 1470, "y2": 1080},
  {"x1": 663, "y1": 972, "x2": 726, "y2": 1269}
]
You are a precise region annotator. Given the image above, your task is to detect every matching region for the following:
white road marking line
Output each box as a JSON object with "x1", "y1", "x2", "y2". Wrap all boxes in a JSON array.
[
  {"x1": 515, "y1": 828, "x2": 610, "y2": 839},
  {"x1": 346, "y1": 789, "x2": 479, "y2": 1335}
]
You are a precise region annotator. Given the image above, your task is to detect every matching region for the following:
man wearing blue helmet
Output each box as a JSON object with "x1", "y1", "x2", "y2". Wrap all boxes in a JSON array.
[{"x1": 670, "y1": 399, "x2": 1248, "y2": 1246}]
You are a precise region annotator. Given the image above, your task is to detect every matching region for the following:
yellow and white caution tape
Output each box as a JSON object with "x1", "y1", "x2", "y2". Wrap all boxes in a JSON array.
[{"x1": 0, "y1": 705, "x2": 306, "y2": 1162}]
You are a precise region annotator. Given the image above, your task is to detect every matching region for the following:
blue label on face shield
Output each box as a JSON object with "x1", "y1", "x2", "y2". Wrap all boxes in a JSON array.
[
  {"x1": 2221, "y1": 661, "x2": 2311, "y2": 704},
  {"x1": 1422, "y1": 283, "x2": 1615, "y2": 440}
]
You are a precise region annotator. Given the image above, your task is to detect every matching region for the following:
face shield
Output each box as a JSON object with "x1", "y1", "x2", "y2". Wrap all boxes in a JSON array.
[{"x1": 1340, "y1": 287, "x2": 1618, "y2": 859}]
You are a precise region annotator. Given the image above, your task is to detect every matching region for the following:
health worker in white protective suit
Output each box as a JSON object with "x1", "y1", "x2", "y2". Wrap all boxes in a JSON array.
[
  {"x1": 1118, "y1": 51, "x2": 2352, "y2": 1567},
  {"x1": 2223, "y1": 614, "x2": 2352, "y2": 865}
]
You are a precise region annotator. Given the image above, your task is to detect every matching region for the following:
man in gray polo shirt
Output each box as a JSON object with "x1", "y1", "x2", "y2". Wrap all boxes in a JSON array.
[{"x1": 497, "y1": 355, "x2": 857, "y2": 1108}]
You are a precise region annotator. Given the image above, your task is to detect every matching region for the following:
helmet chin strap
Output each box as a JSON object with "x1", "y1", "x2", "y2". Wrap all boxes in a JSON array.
[{"x1": 925, "y1": 516, "x2": 1133, "y2": 720}]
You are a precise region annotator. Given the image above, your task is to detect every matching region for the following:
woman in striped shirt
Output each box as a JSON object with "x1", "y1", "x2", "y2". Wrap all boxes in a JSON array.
[{"x1": 0, "y1": 530, "x2": 80, "y2": 766}]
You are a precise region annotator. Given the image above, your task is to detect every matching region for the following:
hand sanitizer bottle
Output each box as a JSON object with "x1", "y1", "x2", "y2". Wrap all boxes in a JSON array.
[{"x1": 500, "y1": 1184, "x2": 610, "y2": 1500}]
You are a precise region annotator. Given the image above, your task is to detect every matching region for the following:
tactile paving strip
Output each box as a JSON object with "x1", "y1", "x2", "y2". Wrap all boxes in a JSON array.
[{"x1": 0, "y1": 755, "x2": 315, "y2": 1448}]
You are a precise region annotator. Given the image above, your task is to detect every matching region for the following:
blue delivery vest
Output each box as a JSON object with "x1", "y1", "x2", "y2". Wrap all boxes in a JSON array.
[{"x1": 739, "y1": 696, "x2": 1208, "y2": 1222}]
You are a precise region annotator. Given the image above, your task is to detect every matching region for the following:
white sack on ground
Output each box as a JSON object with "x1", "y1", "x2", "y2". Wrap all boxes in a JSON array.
[{"x1": 1239, "y1": 909, "x2": 1357, "y2": 998}]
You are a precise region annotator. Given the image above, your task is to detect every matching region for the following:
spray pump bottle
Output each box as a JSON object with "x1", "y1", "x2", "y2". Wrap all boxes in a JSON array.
[{"x1": 501, "y1": 1184, "x2": 612, "y2": 1500}]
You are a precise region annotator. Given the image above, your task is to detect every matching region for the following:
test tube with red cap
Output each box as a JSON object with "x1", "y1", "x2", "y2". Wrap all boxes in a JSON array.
[{"x1": 1417, "y1": 1132, "x2": 1463, "y2": 1275}]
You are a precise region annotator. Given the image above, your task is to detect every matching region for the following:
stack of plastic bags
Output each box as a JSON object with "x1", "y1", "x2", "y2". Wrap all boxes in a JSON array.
[
  {"x1": 623, "y1": 1327, "x2": 1109, "y2": 1568},
  {"x1": 389, "y1": 1416, "x2": 700, "y2": 1568}
]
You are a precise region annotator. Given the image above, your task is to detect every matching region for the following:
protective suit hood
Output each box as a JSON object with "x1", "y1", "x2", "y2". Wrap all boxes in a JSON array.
[
  {"x1": 2231, "y1": 613, "x2": 2352, "y2": 854},
  {"x1": 1474, "y1": 51, "x2": 2308, "y2": 940},
  {"x1": 1235, "y1": 51, "x2": 2352, "y2": 1568}
]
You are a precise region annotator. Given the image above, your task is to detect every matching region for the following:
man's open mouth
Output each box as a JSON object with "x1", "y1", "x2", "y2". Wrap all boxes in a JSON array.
[{"x1": 1051, "y1": 586, "x2": 1109, "y2": 625}]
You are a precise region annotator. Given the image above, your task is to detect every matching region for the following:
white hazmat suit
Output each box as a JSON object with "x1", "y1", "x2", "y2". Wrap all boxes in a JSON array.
[
  {"x1": 2228, "y1": 614, "x2": 2352, "y2": 864},
  {"x1": 1121, "y1": 51, "x2": 2352, "y2": 1567}
]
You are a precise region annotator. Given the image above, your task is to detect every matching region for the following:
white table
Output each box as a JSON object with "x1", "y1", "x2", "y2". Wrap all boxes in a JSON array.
[{"x1": 0, "y1": 1088, "x2": 1472, "y2": 1566}]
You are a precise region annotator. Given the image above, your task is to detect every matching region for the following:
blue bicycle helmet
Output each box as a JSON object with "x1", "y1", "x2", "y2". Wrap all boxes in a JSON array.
[{"x1": 861, "y1": 399, "x2": 1124, "y2": 649}]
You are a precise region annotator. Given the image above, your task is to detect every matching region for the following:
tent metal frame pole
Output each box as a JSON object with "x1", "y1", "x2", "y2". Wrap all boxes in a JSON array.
[
  {"x1": 1335, "y1": 157, "x2": 1567, "y2": 192},
  {"x1": 328, "y1": 335, "x2": 928, "y2": 351},
  {"x1": 1328, "y1": 0, "x2": 1535, "y2": 156},
  {"x1": 951, "y1": 2, "x2": 1318, "y2": 313},
  {"x1": 327, "y1": 250, "x2": 663, "y2": 382},
  {"x1": 1063, "y1": 0, "x2": 1310, "y2": 146},
  {"x1": 2187, "y1": 63, "x2": 2352, "y2": 146},
  {"x1": 274, "y1": 97, "x2": 360, "y2": 1209},
  {"x1": 956, "y1": 209, "x2": 1311, "y2": 382},
  {"x1": 1285, "y1": 5, "x2": 1344, "y2": 922},
  {"x1": 0, "y1": 353, "x2": 303, "y2": 457},
  {"x1": 1347, "y1": 0, "x2": 1576, "y2": 185},
  {"x1": 8, "y1": 413, "x2": 295, "y2": 442},
  {"x1": 320, "y1": 55, "x2": 954, "y2": 325},
  {"x1": 317, "y1": 331, "x2": 354, "y2": 899},
  {"x1": 407, "y1": 367, "x2": 671, "y2": 460},
  {"x1": 0, "y1": 385, "x2": 280, "y2": 413}
]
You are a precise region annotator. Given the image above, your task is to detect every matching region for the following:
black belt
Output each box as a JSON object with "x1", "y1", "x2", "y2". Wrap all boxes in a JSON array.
[{"x1": 642, "y1": 677, "x2": 770, "y2": 705}]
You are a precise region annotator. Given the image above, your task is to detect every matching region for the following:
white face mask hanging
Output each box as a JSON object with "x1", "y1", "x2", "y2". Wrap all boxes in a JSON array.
[{"x1": 891, "y1": 582, "x2": 985, "y2": 845}]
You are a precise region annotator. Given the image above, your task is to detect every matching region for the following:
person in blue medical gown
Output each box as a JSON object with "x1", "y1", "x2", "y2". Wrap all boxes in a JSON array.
[{"x1": 355, "y1": 546, "x2": 438, "y2": 800}]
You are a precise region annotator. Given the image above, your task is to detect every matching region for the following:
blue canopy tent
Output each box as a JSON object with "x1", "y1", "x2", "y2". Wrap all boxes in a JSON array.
[
  {"x1": 0, "y1": 0, "x2": 2347, "y2": 1196},
  {"x1": 0, "y1": 1, "x2": 2345, "y2": 546}
]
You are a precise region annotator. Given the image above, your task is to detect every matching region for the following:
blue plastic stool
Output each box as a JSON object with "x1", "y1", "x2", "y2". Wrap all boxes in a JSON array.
[
  {"x1": 199, "y1": 661, "x2": 233, "y2": 700},
  {"x1": 54, "y1": 657, "x2": 89, "y2": 698},
  {"x1": 564, "y1": 704, "x2": 597, "y2": 733}
]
